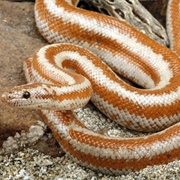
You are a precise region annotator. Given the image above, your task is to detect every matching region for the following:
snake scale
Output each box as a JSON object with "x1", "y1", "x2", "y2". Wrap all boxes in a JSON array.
[{"x1": 1, "y1": 0, "x2": 180, "y2": 174}]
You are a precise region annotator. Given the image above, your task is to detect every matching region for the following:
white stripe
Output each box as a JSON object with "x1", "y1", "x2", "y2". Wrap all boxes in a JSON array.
[
  {"x1": 35, "y1": 13, "x2": 156, "y2": 88},
  {"x1": 51, "y1": 78, "x2": 91, "y2": 95},
  {"x1": 36, "y1": 79, "x2": 91, "y2": 109},
  {"x1": 51, "y1": 48, "x2": 180, "y2": 107},
  {"x1": 43, "y1": 0, "x2": 173, "y2": 88},
  {"x1": 54, "y1": 50, "x2": 155, "y2": 89},
  {"x1": 66, "y1": 124, "x2": 180, "y2": 160},
  {"x1": 92, "y1": 93, "x2": 180, "y2": 131},
  {"x1": 37, "y1": 46, "x2": 77, "y2": 85},
  {"x1": 31, "y1": 66, "x2": 52, "y2": 84},
  {"x1": 42, "y1": 110, "x2": 130, "y2": 174}
]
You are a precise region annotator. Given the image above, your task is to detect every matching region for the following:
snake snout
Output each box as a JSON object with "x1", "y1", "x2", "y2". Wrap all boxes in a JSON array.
[
  {"x1": 1, "y1": 92, "x2": 12, "y2": 103},
  {"x1": 1, "y1": 90, "x2": 23, "y2": 103}
]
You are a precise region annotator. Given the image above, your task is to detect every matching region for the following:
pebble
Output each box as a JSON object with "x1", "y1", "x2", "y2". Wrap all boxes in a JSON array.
[
  {"x1": 0, "y1": 148, "x2": 179, "y2": 180},
  {"x1": 0, "y1": 121, "x2": 46, "y2": 155},
  {"x1": 0, "y1": 103, "x2": 179, "y2": 180}
]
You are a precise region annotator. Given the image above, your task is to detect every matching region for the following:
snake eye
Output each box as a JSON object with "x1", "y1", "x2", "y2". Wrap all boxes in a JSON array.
[{"x1": 22, "y1": 91, "x2": 31, "y2": 99}]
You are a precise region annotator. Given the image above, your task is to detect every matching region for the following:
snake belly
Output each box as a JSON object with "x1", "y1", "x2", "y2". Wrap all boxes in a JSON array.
[{"x1": 1, "y1": 0, "x2": 180, "y2": 174}]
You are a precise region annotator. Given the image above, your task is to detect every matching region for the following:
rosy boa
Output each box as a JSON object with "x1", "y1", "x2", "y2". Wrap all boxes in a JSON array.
[{"x1": 1, "y1": 0, "x2": 180, "y2": 175}]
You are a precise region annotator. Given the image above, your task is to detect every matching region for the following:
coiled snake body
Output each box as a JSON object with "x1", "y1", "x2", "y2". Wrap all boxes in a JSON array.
[{"x1": 1, "y1": 0, "x2": 180, "y2": 174}]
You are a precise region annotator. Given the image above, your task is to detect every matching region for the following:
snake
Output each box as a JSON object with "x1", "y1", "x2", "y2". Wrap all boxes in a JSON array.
[{"x1": 1, "y1": 0, "x2": 180, "y2": 175}]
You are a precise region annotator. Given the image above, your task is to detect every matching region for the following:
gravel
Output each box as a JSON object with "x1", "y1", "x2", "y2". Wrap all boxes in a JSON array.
[
  {"x1": 0, "y1": 148, "x2": 179, "y2": 180},
  {"x1": 0, "y1": 104, "x2": 179, "y2": 180}
]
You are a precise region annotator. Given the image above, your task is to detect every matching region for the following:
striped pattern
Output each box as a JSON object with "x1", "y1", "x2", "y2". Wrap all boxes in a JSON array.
[
  {"x1": 34, "y1": 0, "x2": 180, "y2": 132},
  {"x1": 1, "y1": 0, "x2": 180, "y2": 174},
  {"x1": 41, "y1": 110, "x2": 180, "y2": 174},
  {"x1": 167, "y1": 0, "x2": 180, "y2": 54}
]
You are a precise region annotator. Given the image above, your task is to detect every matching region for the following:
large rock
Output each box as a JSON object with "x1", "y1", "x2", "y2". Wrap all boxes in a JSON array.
[{"x1": 0, "y1": 1, "x2": 62, "y2": 156}]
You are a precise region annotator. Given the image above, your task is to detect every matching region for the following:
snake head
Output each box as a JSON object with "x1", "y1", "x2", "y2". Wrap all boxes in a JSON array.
[{"x1": 1, "y1": 83, "x2": 53, "y2": 109}]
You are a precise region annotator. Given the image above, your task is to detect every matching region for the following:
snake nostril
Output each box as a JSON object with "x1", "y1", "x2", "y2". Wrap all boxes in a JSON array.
[{"x1": 22, "y1": 91, "x2": 31, "y2": 99}]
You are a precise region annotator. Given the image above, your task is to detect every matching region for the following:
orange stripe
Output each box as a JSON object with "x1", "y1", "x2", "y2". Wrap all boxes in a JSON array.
[
  {"x1": 35, "y1": 0, "x2": 180, "y2": 91},
  {"x1": 35, "y1": 0, "x2": 164, "y2": 86},
  {"x1": 59, "y1": 48, "x2": 180, "y2": 128},
  {"x1": 33, "y1": 0, "x2": 180, "y2": 173},
  {"x1": 42, "y1": 110, "x2": 180, "y2": 172},
  {"x1": 168, "y1": 0, "x2": 180, "y2": 54},
  {"x1": 26, "y1": 83, "x2": 92, "y2": 105},
  {"x1": 32, "y1": 44, "x2": 180, "y2": 131},
  {"x1": 69, "y1": 124, "x2": 180, "y2": 149}
]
